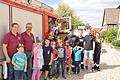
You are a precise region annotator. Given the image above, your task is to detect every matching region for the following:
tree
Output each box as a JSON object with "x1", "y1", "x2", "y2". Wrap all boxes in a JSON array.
[
  {"x1": 55, "y1": 2, "x2": 84, "y2": 29},
  {"x1": 101, "y1": 28, "x2": 118, "y2": 43},
  {"x1": 55, "y1": 2, "x2": 73, "y2": 17}
]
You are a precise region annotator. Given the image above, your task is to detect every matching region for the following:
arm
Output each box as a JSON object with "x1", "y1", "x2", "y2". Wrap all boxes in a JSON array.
[
  {"x1": 93, "y1": 41, "x2": 95, "y2": 51},
  {"x1": 12, "y1": 60, "x2": 20, "y2": 69},
  {"x1": 54, "y1": 49, "x2": 59, "y2": 61},
  {"x1": 64, "y1": 47, "x2": 66, "y2": 60},
  {"x1": 68, "y1": 47, "x2": 72, "y2": 58},
  {"x1": 24, "y1": 61, "x2": 27, "y2": 72},
  {"x1": 42, "y1": 49, "x2": 44, "y2": 66},
  {"x1": 49, "y1": 53, "x2": 53, "y2": 65},
  {"x1": 3, "y1": 44, "x2": 10, "y2": 63}
]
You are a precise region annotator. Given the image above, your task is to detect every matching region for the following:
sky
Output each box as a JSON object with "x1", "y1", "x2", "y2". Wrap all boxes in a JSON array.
[{"x1": 39, "y1": 0, "x2": 120, "y2": 27}]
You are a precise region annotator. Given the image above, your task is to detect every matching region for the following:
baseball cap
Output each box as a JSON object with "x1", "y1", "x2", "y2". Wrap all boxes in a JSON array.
[{"x1": 36, "y1": 37, "x2": 43, "y2": 43}]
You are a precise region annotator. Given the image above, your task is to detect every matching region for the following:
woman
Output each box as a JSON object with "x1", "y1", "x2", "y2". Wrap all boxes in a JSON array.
[{"x1": 94, "y1": 33, "x2": 101, "y2": 71}]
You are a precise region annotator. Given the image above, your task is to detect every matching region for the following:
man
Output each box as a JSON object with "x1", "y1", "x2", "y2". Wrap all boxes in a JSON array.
[
  {"x1": 3, "y1": 23, "x2": 23, "y2": 80},
  {"x1": 78, "y1": 29, "x2": 84, "y2": 69},
  {"x1": 64, "y1": 29, "x2": 79, "y2": 47},
  {"x1": 21, "y1": 23, "x2": 34, "y2": 80},
  {"x1": 83, "y1": 29, "x2": 95, "y2": 72}
]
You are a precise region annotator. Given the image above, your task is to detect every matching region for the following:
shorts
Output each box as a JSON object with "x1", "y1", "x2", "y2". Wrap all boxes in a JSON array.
[
  {"x1": 84, "y1": 50, "x2": 93, "y2": 60},
  {"x1": 41, "y1": 65, "x2": 50, "y2": 71}
]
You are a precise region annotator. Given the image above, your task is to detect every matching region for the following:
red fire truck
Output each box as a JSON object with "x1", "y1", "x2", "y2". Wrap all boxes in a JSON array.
[{"x1": 0, "y1": 0, "x2": 69, "y2": 79}]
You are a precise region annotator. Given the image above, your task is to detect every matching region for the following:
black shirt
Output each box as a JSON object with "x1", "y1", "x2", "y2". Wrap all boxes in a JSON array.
[
  {"x1": 95, "y1": 38, "x2": 101, "y2": 49},
  {"x1": 43, "y1": 46, "x2": 53, "y2": 65},
  {"x1": 64, "y1": 35, "x2": 79, "y2": 47},
  {"x1": 84, "y1": 35, "x2": 95, "y2": 50},
  {"x1": 78, "y1": 36, "x2": 84, "y2": 47}
]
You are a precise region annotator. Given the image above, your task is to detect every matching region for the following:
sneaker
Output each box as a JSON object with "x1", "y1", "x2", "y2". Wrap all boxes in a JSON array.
[
  {"x1": 81, "y1": 64, "x2": 84, "y2": 69},
  {"x1": 56, "y1": 75, "x2": 59, "y2": 79},
  {"x1": 85, "y1": 66, "x2": 88, "y2": 70},
  {"x1": 96, "y1": 66, "x2": 100, "y2": 71},
  {"x1": 94, "y1": 65, "x2": 97, "y2": 70},
  {"x1": 44, "y1": 78, "x2": 47, "y2": 80},
  {"x1": 62, "y1": 75, "x2": 67, "y2": 79},
  {"x1": 49, "y1": 76, "x2": 52, "y2": 79},
  {"x1": 77, "y1": 72, "x2": 80, "y2": 75}
]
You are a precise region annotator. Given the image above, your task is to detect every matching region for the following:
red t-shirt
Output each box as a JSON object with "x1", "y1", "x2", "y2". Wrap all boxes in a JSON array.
[
  {"x1": 65, "y1": 46, "x2": 72, "y2": 57},
  {"x1": 3, "y1": 32, "x2": 23, "y2": 55},
  {"x1": 52, "y1": 48, "x2": 59, "y2": 62},
  {"x1": 21, "y1": 32, "x2": 34, "y2": 51}
]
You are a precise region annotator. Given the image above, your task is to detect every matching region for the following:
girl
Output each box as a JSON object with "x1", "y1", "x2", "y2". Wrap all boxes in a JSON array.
[
  {"x1": 32, "y1": 37, "x2": 44, "y2": 80},
  {"x1": 94, "y1": 33, "x2": 101, "y2": 71},
  {"x1": 65, "y1": 41, "x2": 72, "y2": 74}
]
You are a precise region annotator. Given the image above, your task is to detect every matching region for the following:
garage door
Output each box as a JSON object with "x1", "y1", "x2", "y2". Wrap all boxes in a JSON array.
[
  {"x1": 12, "y1": 6, "x2": 43, "y2": 38},
  {"x1": 0, "y1": 2, "x2": 9, "y2": 60}
]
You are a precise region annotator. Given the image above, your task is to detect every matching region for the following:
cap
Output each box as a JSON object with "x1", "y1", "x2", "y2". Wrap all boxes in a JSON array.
[{"x1": 36, "y1": 37, "x2": 43, "y2": 43}]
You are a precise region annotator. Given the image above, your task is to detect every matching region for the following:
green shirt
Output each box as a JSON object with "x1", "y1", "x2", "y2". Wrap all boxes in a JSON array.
[{"x1": 12, "y1": 52, "x2": 27, "y2": 71}]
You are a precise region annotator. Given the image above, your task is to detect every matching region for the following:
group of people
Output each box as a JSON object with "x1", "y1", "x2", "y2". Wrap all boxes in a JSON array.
[{"x1": 2, "y1": 22, "x2": 102, "y2": 80}]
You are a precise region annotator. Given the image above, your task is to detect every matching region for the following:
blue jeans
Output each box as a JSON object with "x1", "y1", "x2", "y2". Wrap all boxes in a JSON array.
[
  {"x1": 14, "y1": 70, "x2": 24, "y2": 80},
  {"x1": 57, "y1": 58, "x2": 65, "y2": 76},
  {"x1": 24, "y1": 51, "x2": 33, "y2": 80},
  {"x1": 74, "y1": 61, "x2": 81, "y2": 74},
  {"x1": 7, "y1": 55, "x2": 14, "y2": 80}
]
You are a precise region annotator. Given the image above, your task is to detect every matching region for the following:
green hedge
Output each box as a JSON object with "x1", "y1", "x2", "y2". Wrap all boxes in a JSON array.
[{"x1": 112, "y1": 40, "x2": 120, "y2": 47}]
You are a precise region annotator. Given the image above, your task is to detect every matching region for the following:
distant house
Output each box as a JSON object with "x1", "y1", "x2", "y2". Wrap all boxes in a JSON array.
[{"x1": 102, "y1": 6, "x2": 120, "y2": 29}]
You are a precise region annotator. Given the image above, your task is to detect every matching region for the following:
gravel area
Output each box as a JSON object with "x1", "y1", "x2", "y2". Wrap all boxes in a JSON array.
[{"x1": 41, "y1": 45, "x2": 120, "y2": 80}]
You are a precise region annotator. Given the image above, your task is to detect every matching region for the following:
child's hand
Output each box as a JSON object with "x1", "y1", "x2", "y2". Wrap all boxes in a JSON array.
[
  {"x1": 24, "y1": 69, "x2": 27, "y2": 72},
  {"x1": 16, "y1": 65, "x2": 20, "y2": 69},
  {"x1": 49, "y1": 62, "x2": 52, "y2": 65}
]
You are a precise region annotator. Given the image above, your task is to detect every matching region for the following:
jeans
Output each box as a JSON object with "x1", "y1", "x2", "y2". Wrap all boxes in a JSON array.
[
  {"x1": 7, "y1": 55, "x2": 14, "y2": 80},
  {"x1": 56, "y1": 58, "x2": 65, "y2": 76},
  {"x1": 24, "y1": 51, "x2": 33, "y2": 80},
  {"x1": 74, "y1": 61, "x2": 81, "y2": 74},
  {"x1": 14, "y1": 70, "x2": 24, "y2": 80},
  {"x1": 49, "y1": 61, "x2": 58, "y2": 77}
]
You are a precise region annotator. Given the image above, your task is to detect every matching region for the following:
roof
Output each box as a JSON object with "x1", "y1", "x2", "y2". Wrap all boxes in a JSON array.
[
  {"x1": 102, "y1": 8, "x2": 120, "y2": 26},
  {"x1": 92, "y1": 28, "x2": 102, "y2": 33}
]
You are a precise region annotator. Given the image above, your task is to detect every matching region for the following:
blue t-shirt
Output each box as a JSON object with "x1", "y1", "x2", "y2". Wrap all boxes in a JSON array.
[
  {"x1": 12, "y1": 52, "x2": 27, "y2": 71},
  {"x1": 73, "y1": 46, "x2": 84, "y2": 61}
]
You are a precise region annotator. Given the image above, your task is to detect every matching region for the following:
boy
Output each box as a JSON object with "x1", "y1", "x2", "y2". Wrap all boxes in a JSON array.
[
  {"x1": 73, "y1": 45, "x2": 84, "y2": 74},
  {"x1": 12, "y1": 44, "x2": 27, "y2": 80},
  {"x1": 56, "y1": 39, "x2": 66, "y2": 79},
  {"x1": 49, "y1": 40, "x2": 59, "y2": 79},
  {"x1": 43, "y1": 39, "x2": 53, "y2": 80}
]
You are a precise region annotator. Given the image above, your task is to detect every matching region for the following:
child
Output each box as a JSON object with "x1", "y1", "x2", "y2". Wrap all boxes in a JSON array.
[
  {"x1": 32, "y1": 37, "x2": 44, "y2": 80},
  {"x1": 56, "y1": 39, "x2": 66, "y2": 79},
  {"x1": 12, "y1": 44, "x2": 27, "y2": 80},
  {"x1": 73, "y1": 45, "x2": 84, "y2": 74},
  {"x1": 65, "y1": 41, "x2": 72, "y2": 74},
  {"x1": 49, "y1": 40, "x2": 59, "y2": 79},
  {"x1": 43, "y1": 38, "x2": 53, "y2": 80}
]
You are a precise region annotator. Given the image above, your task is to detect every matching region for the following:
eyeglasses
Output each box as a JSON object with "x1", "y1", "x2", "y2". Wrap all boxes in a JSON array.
[{"x1": 26, "y1": 27, "x2": 32, "y2": 28}]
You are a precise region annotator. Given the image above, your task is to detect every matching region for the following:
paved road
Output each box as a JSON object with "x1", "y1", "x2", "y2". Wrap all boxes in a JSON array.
[{"x1": 41, "y1": 44, "x2": 120, "y2": 80}]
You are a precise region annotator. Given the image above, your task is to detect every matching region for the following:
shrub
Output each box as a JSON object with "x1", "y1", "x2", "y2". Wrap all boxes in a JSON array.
[{"x1": 112, "y1": 40, "x2": 120, "y2": 47}]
